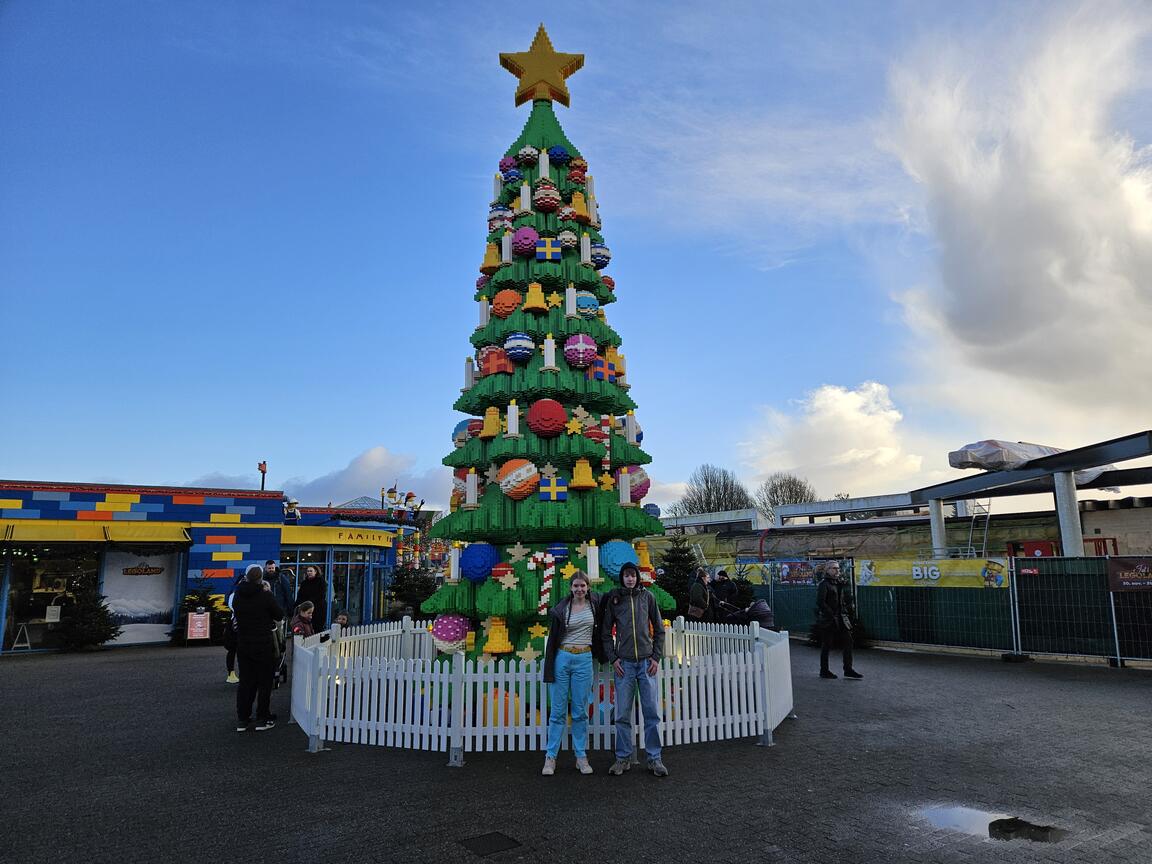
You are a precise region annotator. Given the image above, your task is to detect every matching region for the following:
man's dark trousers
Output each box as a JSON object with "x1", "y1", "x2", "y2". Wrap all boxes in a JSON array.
[{"x1": 820, "y1": 625, "x2": 854, "y2": 673}]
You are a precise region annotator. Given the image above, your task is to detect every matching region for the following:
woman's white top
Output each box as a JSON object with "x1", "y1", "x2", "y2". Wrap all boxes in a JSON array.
[{"x1": 562, "y1": 603, "x2": 594, "y2": 648}]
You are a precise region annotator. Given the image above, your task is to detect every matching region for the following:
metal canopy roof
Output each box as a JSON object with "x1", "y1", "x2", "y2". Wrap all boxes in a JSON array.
[{"x1": 909, "y1": 430, "x2": 1152, "y2": 503}]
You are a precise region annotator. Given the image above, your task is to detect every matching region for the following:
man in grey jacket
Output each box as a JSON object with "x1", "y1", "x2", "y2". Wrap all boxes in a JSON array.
[{"x1": 601, "y1": 562, "x2": 668, "y2": 777}]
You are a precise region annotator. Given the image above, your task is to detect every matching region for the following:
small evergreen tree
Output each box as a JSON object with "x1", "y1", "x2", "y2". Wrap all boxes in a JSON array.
[
  {"x1": 656, "y1": 532, "x2": 698, "y2": 618},
  {"x1": 389, "y1": 564, "x2": 439, "y2": 618},
  {"x1": 56, "y1": 589, "x2": 122, "y2": 651}
]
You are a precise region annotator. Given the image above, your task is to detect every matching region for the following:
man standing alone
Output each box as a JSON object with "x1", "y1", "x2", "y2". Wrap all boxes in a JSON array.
[{"x1": 232, "y1": 564, "x2": 285, "y2": 731}]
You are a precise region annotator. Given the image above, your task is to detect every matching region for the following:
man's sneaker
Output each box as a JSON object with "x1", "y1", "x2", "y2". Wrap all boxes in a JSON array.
[
  {"x1": 255, "y1": 718, "x2": 276, "y2": 731},
  {"x1": 820, "y1": 670, "x2": 838, "y2": 679},
  {"x1": 844, "y1": 669, "x2": 863, "y2": 679},
  {"x1": 226, "y1": 671, "x2": 239, "y2": 684},
  {"x1": 541, "y1": 757, "x2": 556, "y2": 776},
  {"x1": 608, "y1": 759, "x2": 631, "y2": 775},
  {"x1": 575, "y1": 757, "x2": 594, "y2": 775},
  {"x1": 236, "y1": 721, "x2": 250, "y2": 732},
  {"x1": 647, "y1": 758, "x2": 669, "y2": 777}
]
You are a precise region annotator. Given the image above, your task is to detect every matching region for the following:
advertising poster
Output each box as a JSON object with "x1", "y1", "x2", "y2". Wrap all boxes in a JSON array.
[
  {"x1": 856, "y1": 558, "x2": 1009, "y2": 589},
  {"x1": 1107, "y1": 558, "x2": 1152, "y2": 591},
  {"x1": 101, "y1": 550, "x2": 180, "y2": 644}
]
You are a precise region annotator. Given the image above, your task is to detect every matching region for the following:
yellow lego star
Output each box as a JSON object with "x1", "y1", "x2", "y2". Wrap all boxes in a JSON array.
[
  {"x1": 499, "y1": 25, "x2": 584, "y2": 107},
  {"x1": 598, "y1": 472, "x2": 616, "y2": 491},
  {"x1": 560, "y1": 561, "x2": 578, "y2": 580},
  {"x1": 528, "y1": 622, "x2": 548, "y2": 639},
  {"x1": 546, "y1": 291, "x2": 563, "y2": 308},
  {"x1": 565, "y1": 417, "x2": 584, "y2": 435}
]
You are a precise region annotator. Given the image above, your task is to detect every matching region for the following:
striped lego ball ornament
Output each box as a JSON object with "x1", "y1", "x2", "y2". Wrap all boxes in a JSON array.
[
  {"x1": 503, "y1": 333, "x2": 535, "y2": 363},
  {"x1": 563, "y1": 334, "x2": 598, "y2": 368},
  {"x1": 497, "y1": 459, "x2": 540, "y2": 500}
]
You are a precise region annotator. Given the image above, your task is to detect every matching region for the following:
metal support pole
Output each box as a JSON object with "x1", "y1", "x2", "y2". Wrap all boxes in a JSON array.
[
  {"x1": 1053, "y1": 471, "x2": 1085, "y2": 557},
  {"x1": 928, "y1": 499, "x2": 947, "y2": 557},
  {"x1": 1108, "y1": 588, "x2": 1123, "y2": 668}
]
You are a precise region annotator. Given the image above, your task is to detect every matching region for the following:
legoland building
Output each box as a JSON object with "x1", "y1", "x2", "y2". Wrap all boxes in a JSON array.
[{"x1": 0, "y1": 479, "x2": 426, "y2": 654}]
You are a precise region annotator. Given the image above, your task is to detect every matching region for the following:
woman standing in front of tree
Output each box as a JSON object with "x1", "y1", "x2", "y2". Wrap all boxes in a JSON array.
[{"x1": 541, "y1": 570, "x2": 605, "y2": 776}]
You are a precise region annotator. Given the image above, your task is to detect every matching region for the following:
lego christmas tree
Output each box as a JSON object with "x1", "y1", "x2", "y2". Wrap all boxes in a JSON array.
[{"x1": 423, "y1": 26, "x2": 671, "y2": 662}]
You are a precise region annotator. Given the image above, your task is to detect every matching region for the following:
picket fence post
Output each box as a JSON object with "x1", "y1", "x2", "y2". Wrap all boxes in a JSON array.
[
  {"x1": 755, "y1": 636, "x2": 774, "y2": 748},
  {"x1": 308, "y1": 640, "x2": 330, "y2": 753},
  {"x1": 447, "y1": 650, "x2": 466, "y2": 767}
]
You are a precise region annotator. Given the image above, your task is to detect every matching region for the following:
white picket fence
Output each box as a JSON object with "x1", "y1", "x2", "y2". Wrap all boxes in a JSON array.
[{"x1": 291, "y1": 616, "x2": 793, "y2": 764}]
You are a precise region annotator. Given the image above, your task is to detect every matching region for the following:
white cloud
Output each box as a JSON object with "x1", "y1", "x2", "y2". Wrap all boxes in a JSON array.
[
  {"x1": 744, "y1": 381, "x2": 956, "y2": 497},
  {"x1": 187, "y1": 447, "x2": 450, "y2": 510},
  {"x1": 645, "y1": 478, "x2": 688, "y2": 512},
  {"x1": 885, "y1": 1, "x2": 1152, "y2": 433}
]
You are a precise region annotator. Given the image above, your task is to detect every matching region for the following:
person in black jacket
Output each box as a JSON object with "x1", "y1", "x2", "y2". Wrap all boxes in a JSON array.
[
  {"x1": 816, "y1": 562, "x2": 862, "y2": 680},
  {"x1": 232, "y1": 564, "x2": 285, "y2": 731},
  {"x1": 294, "y1": 565, "x2": 328, "y2": 631},
  {"x1": 711, "y1": 570, "x2": 738, "y2": 613},
  {"x1": 541, "y1": 570, "x2": 605, "y2": 776},
  {"x1": 688, "y1": 567, "x2": 713, "y2": 622}
]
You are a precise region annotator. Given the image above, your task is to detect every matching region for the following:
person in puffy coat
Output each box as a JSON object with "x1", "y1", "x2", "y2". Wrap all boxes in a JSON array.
[{"x1": 232, "y1": 565, "x2": 284, "y2": 731}]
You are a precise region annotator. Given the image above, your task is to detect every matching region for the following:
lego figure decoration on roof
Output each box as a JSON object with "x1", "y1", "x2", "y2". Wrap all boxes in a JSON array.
[{"x1": 423, "y1": 26, "x2": 672, "y2": 663}]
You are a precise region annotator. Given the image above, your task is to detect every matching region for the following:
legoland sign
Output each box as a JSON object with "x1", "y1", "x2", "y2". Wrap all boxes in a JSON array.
[
  {"x1": 1106, "y1": 557, "x2": 1152, "y2": 591},
  {"x1": 856, "y1": 558, "x2": 1009, "y2": 589}
]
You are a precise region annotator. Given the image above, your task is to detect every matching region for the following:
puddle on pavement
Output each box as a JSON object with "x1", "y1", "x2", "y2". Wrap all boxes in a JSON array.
[{"x1": 919, "y1": 806, "x2": 1069, "y2": 843}]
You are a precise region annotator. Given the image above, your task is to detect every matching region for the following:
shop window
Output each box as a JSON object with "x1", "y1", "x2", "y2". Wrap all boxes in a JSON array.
[{"x1": 3, "y1": 546, "x2": 101, "y2": 651}]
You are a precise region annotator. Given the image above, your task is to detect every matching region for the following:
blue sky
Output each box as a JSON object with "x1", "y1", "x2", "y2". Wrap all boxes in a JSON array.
[{"x1": 3, "y1": 1, "x2": 1151, "y2": 510}]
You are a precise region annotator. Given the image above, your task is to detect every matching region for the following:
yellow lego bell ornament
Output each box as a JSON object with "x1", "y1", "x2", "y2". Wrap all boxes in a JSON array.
[
  {"x1": 485, "y1": 616, "x2": 515, "y2": 653},
  {"x1": 522, "y1": 281, "x2": 549, "y2": 313},
  {"x1": 480, "y1": 242, "x2": 502, "y2": 275},
  {"x1": 570, "y1": 458, "x2": 597, "y2": 490},
  {"x1": 479, "y1": 405, "x2": 502, "y2": 439}
]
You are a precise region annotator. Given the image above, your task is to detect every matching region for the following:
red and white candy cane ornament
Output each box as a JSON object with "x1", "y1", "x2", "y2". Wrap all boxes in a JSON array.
[{"x1": 527, "y1": 552, "x2": 557, "y2": 616}]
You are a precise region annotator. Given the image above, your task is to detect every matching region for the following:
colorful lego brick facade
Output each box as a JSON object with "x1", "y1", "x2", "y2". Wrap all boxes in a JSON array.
[{"x1": 0, "y1": 482, "x2": 284, "y2": 591}]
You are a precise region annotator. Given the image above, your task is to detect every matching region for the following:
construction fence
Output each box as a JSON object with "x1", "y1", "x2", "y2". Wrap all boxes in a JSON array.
[{"x1": 751, "y1": 557, "x2": 1152, "y2": 664}]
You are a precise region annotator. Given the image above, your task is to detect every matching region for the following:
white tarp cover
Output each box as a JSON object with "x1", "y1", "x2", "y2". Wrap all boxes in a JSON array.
[{"x1": 948, "y1": 440, "x2": 1119, "y2": 490}]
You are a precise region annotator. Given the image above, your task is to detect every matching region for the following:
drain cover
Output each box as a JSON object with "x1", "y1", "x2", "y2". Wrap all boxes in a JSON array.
[{"x1": 459, "y1": 832, "x2": 521, "y2": 856}]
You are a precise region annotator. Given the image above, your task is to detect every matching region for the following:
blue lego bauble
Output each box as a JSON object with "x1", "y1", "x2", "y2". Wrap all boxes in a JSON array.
[
  {"x1": 452, "y1": 419, "x2": 471, "y2": 448},
  {"x1": 503, "y1": 332, "x2": 535, "y2": 363},
  {"x1": 547, "y1": 543, "x2": 569, "y2": 561},
  {"x1": 575, "y1": 291, "x2": 599, "y2": 319},
  {"x1": 502, "y1": 168, "x2": 524, "y2": 184},
  {"x1": 547, "y1": 145, "x2": 571, "y2": 165},
  {"x1": 600, "y1": 540, "x2": 639, "y2": 581},
  {"x1": 590, "y1": 243, "x2": 612, "y2": 270},
  {"x1": 460, "y1": 543, "x2": 500, "y2": 583},
  {"x1": 642, "y1": 503, "x2": 662, "y2": 518}
]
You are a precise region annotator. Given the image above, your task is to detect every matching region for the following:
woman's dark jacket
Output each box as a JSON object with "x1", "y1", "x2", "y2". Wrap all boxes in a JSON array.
[
  {"x1": 542, "y1": 592, "x2": 605, "y2": 683},
  {"x1": 688, "y1": 579, "x2": 713, "y2": 620},
  {"x1": 295, "y1": 575, "x2": 328, "y2": 624},
  {"x1": 231, "y1": 581, "x2": 285, "y2": 658}
]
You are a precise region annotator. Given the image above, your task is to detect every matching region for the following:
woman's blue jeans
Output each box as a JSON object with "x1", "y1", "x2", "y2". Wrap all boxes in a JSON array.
[{"x1": 546, "y1": 650, "x2": 593, "y2": 758}]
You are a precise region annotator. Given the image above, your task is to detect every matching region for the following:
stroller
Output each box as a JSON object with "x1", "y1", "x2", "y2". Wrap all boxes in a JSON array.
[{"x1": 717, "y1": 598, "x2": 776, "y2": 630}]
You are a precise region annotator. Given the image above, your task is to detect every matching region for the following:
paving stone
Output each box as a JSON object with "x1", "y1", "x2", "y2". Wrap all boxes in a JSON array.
[{"x1": 0, "y1": 643, "x2": 1149, "y2": 863}]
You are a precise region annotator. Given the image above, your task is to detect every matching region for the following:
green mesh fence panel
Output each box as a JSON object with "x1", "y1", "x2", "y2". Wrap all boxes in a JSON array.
[
  {"x1": 1114, "y1": 590, "x2": 1152, "y2": 660},
  {"x1": 855, "y1": 586, "x2": 1013, "y2": 650},
  {"x1": 1014, "y1": 557, "x2": 1115, "y2": 657},
  {"x1": 762, "y1": 585, "x2": 818, "y2": 633}
]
